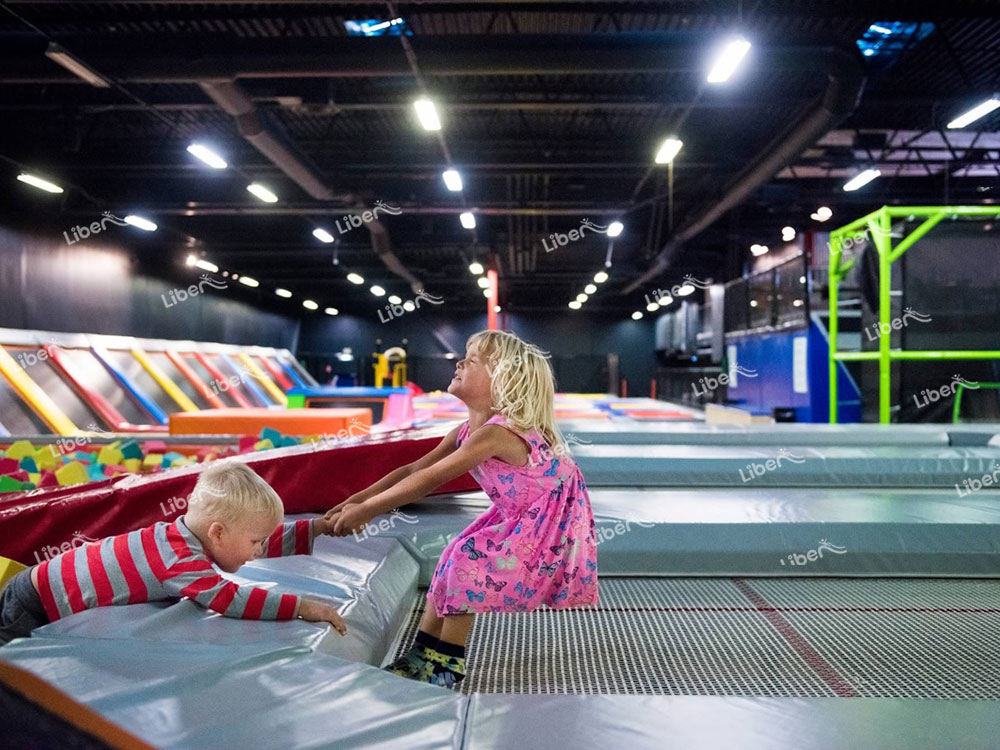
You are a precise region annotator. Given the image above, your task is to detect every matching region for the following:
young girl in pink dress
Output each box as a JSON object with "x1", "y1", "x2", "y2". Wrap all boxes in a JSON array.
[{"x1": 327, "y1": 329, "x2": 599, "y2": 688}]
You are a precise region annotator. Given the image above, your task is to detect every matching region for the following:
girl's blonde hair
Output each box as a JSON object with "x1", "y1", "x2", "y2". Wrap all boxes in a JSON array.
[
  {"x1": 467, "y1": 330, "x2": 567, "y2": 454},
  {"x1": 186, "y1": 462, "x2": 284, "y2": 527}
]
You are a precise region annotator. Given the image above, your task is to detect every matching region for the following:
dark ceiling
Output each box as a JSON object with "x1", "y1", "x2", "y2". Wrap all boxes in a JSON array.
[{"x1": 1, "y1": 1, "x2": 998, "y2": 319}]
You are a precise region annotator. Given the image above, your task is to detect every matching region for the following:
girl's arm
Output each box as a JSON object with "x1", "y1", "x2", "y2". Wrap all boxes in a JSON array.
[
  {"x1": 327, "y1": 424, "x2": 463, "y2": 512},
  {"x1": 332, "y1": 425, "x2": 512, "y2": 535}
]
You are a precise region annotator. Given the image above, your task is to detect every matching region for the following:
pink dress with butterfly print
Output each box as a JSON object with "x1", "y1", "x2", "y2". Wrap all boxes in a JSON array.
[{"x1": 427, "y1": 413, "x2": 599, "y2": 616}]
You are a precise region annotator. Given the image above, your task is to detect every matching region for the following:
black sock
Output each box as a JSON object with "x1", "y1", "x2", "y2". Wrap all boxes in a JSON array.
[
  {"x1": 433, "y1": 639, "x2": 466, "y2": 660},
  {"x1": 414, "y1": 629, "x2": 438, "y2": 650}
]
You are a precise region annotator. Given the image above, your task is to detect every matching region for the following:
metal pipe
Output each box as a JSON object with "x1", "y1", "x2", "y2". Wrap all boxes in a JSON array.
[{"x1": 622, "y1": 46, "x2": 866, "y2": 294}]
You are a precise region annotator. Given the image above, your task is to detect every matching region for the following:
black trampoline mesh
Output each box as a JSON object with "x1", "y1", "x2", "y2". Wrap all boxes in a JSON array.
[{"x1": 391, "y1": 577, "x2": 1000, "y2": 698}]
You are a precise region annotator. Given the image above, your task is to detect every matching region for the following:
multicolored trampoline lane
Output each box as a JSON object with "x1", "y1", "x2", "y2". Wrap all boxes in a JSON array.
[
  {"x1": 41, "y1": 345, "x2": 160, "y2": 433},
  {"x1": 90, "y1": 345, "x2": 169, "y2": 425},
  {"x1": 0, "y1": 345, "x2": 79, "y2": 436},
  {"x1": 164, "y1": 351, "x2": 226, "y2": 409},
  {"x1": 130, "y1": 347, "x2": 199, "y2": 413}
]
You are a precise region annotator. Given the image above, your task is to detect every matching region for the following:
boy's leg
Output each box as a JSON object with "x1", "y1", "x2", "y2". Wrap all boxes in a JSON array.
[{"x1": 0, "y1": 571, "x2": 48, "y2": 647}]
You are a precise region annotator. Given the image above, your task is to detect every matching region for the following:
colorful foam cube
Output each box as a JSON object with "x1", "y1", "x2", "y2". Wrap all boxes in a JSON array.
[
  {"x1": 120, "y1": 439, "x2": 143, "y2": 460},
  {"x1": 87, "y1": 463, "x2": 108, "y2": 481},
  {"x1": 55, "y1": 462, "x2": 89, "y2": 487},
  {"x1": 28, "y1": 472, "x2": 40, "y2": 485},
  {"x1": 123, "y1": 458, "x2": 142, "y2": 473},
  {"x1": 39, "y1": 471, "x2": 58, "y2": 488},
  {"x1": 5, "y1": 441, "x2": 35, "y2": 460},
  {"x1": 18, "y1": 456, "x2": 38, "y2": 474},
  {"x1": 143, "y1": 453, "x2": 164, "y2": 470},
  {"x1": 33, "y1": 447, "x2": 60, "y2": 470},
  {"x1": 70, "y1": 451, "x2": 94, "y2": 464},
  {"x1": 162, "y1": 452, "x2": 186, "y2": 468},
  {"x1": 253, "y1": 439, "x2": 275, "y2": 452},
  {"x1": 97, "y1": 445, "x2": 124, "y2": 467},
  {"x1": 7, "y1": 470, "x2": 29, "y2": 483},
  {"x1": 259, "y1": 427, "x2": 283, "y2": 445},
  {"x1": 277, "y1": 436, "x2": 300, "y2": 448},
  {"x1": 0, "y1": 457, "x2": 18, "y2": 475},
  {"x1": 143, "y1": 440, "x2": 167, "y2": 454},
  {"x1": 0, "y1": 475, "x2": 25, "y2": 493}
]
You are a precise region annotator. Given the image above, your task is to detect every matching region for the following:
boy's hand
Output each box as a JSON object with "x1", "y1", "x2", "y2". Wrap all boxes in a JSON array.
[
  {"x1": 311, "y1": 515, "x2": 338, "y2": 537},
  {"x1": 298, "y1": 599, "x2": 347, "y2": 636}
]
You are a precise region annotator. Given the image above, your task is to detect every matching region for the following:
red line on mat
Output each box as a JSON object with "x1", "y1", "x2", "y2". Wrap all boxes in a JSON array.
[{"x1": 731, "y1": 578, "x2": 860, "y2": 698}]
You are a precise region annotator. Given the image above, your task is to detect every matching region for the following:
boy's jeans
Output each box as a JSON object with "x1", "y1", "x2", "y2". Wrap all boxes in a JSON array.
[{"x1": 0, "y1": 571, "x2": 48, "y2": 646}]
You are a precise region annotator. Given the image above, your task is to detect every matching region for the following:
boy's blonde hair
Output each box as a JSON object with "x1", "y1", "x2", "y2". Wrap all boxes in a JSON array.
[
  {"x1": 186, "y1": 462, "x2": 284, "y2": 527},
  {"x1": 467, "y1": 330, "x2": 567, "y2": 455}
]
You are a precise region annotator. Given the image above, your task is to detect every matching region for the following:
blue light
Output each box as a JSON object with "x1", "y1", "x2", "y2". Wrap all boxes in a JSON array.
[
  {"x1": 344, "y1": 18, "x2": 410, "y2": 37},
  {"x1": 856, "y1": 21, "x2": 934, "y2": 67}
]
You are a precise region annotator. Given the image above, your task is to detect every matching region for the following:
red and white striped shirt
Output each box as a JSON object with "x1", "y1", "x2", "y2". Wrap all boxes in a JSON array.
[{"x1": 35, "y1": 516, "x2": 313, "y2": 623}]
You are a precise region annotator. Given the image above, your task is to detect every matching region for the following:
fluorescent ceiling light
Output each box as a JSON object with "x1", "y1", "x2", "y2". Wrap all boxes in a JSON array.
[
  {"x1": 750, "y1": 244, "x2": 769, "y2": 256},
  {"x1": 659, "y1": 295, "x2": 673, "y2": 306},
  {"x1": 469, "y1": 262, "x2": 484, "y2": 275},
  {"x1": 414, "y1": 98, "x2": 442, "y2": 131},
  {"x1": 44, "y1": 43, "x2": 110, "y2": 88},
  {"x1": 370, "y1": 285, "x2": 386, "y2": 296},
  {"x1": 631, "y1": 311, "x2": 643, "y2": 320},
  {"x1": 460, "y1": 212, "x2": 476, "y2": 229},
  {"x1": 576, "y1": 293, "x2": 588, "y2": 303},
  {"x1": 124, "y1": 215, "x2": 157, "y2": 232},
  {"x1": 194, "y1": 259, "x2": 219, "y2": 273},
  {"x1": 707, "y1": 38, "x2": 752, "y2": 83},
  {"x1": 781, "y1": 226, "x2": 796, "y2": 242},
  {"x1": 346, "y1": 273, "x2": 365, "y2": 285},
  {"x1": 275, "y1": 288, "x2": 292, "y2": 298},
  {"x1": 568, "y1": 301, "x2": 582, "y2": 310},
  {"x1": 247, "y1": 183, "x2": 278, "y2": 203},
  {"x1": 594, "y1": 271, "x2": 609, "y2": 283},
  {"x1": 947, "y1": 98, "x2": 1000, "y2": 129},
  {"x1": 442, "y1": 169, "x2": 463, "y2": 191},
  {"x1": 676, "y1": 284, "x2": 696, "y2": 296},
  {"x1": 239, "y1": 276, "x2": 259, "y2": 288},
  {"x1": 186, "y1": 143, "x2": 227, "y2": 169},
  {"x1": 302, "y1": 299, "x2": 318, "y2": 310},
  {"x1": 388, "y1": 295, "x2": 402, "y2": 305},
  {"x1": 482, "y1": 289, "x2": 491, "y2": 298},
  {"x1": 654, "y1": 138, "x2": 683, "y2": 164},
  {"x1": 646, "y1": 302, "x2": 659, "y2": 312},
  {"x1": 607, "y1": 221, "x2": 624, "y2": 237},
  {"x1": 477, "y1": 277, "x2": 490, "y2": 289},
  {"x1": 842, "y1": 169, "x2": 881, "y2": 192},
  {"x1": 312, "y1": 228, "x2": 335, "y2": 243},
  {"x1": 403, "y1": 301, "x2": 415, "y2": 312},
  {"x1": 324, "y1": 307, "x2": 339, "y2": 315},
  {"x1": 584, "y1": 284, "x2": 597, "y2": 294},
  {"x1": 17, "y1": 173, "x2": 63, "y2": 193},
  {"x1": 494, "y1": 305, "x2": 501, "y2": 313}
]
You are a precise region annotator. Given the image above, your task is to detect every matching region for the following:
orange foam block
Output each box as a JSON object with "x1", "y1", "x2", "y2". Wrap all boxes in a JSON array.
[{"x1": 168, "y1": 408, "x2": 372, "y2": 437}]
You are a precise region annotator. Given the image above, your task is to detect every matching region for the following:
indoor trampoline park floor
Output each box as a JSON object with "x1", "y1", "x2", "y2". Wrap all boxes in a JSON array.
[{"x1": 392, "y1": 577, "x2": 1000, "y2": 698}]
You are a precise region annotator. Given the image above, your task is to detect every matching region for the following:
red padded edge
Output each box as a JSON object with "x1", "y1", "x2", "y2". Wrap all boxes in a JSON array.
[{"x1": 0, "y1": 427, "x2": 478, "y2": 564}]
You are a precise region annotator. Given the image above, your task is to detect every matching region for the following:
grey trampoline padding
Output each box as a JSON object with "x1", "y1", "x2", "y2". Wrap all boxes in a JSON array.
[
  {"x1": 558, "y1": 419, "x2": 1000, "y2": 447},
  {"x1": 32, "y1": 529, "x2": 419, "y2": 667},
  {"x1": 573, "y1": 444, "x2": 1000, "y2": 487},
  {"x1": 372, "y1": 487, "x2": 1000, "y2": 580},
  {"x1": 0, "y1": 638, "x2": 465, "y2": 750},
  {"x1": 464, "y1": 694, "x2": 1000, "y2": 750}
]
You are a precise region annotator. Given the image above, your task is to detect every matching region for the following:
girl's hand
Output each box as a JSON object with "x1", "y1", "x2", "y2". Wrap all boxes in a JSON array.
[
  {"x1": 310, "y1": 515, "x2": 338, "y2": 537},
  {"x1": 324, "y1": 496, "x2": 362, "y2": 522},
  {"x1": 332, "y1": 503, "x2": 375, "y2": 536}
]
